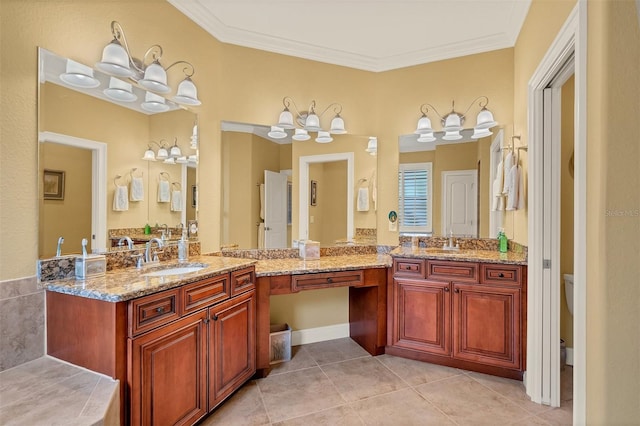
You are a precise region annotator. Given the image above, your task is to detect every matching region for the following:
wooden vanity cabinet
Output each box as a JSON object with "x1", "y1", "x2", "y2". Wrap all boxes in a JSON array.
[
  {"x1": 46, "y1": 266, "x2": 256, "y2": 426},
  {"x1": 389, "y1": 259, "x2": 526, "y2": 380}
]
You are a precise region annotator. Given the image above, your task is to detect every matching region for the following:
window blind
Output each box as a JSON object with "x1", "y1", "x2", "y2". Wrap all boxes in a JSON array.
[{"x1": 398, "y1": 162, "x2": 432, "y2": 233}]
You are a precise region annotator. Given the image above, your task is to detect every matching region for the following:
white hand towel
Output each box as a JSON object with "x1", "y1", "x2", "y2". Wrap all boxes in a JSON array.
[
  {"x1": 258, "y1": 223, "x2": 265, "y2": 249},
  {"x1": 506, "y1": 164, "x2": 520, "y2": 210},
  {"x1": 357, "y1": 187, "x2": 369, "y2": 211},
  {"x1": 113, "y1": 185, "x2": 129, "y2": 211},
  {"x1": 502, "y1": 152, "x2": 513, "y2": 194},
  {"x1": 158, "y1": 180, "x2": 170, "y2": 203},
  {"x1": 130, "y1": 176, "x2": 144, "y2": 201},
  {"x1": 492, "y1": 160, "x2": 504, "y2": 211},
  {"x1": 171, "y1": 190, "x2": 183, "y2": 212},
  {"x1": 259, "y1": 183, "x2": 265, "y2": 220}
]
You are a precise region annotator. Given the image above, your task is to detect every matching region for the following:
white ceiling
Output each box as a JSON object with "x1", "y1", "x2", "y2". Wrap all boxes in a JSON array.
[{"x1": 168, "y1": 0, "x2": 531, "y2": 72}]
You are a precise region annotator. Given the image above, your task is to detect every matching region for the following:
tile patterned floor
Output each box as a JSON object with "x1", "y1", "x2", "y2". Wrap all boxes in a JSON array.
[{"x1": 201, "y1": 338, "x2": 573, "y2": 425}]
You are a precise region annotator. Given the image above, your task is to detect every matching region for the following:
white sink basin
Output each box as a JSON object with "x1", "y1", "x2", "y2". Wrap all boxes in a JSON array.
[{"x1": 143, "y1": 265, "x2": 207, "y2": 277}]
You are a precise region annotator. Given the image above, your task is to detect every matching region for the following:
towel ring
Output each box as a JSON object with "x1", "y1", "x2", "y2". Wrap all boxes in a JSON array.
[
  {"x1": 114, "y1": 175, "x2": 126, "y2": 188},
  {"x1": 172, "y1": 182, "x2": 181, "y2": 190},
  {"x1": 159, "y1": 172, "x2": 170, "y2": 182},
  {"x1": 130, "y1": 168, "x2": 143, "y2": 179}
]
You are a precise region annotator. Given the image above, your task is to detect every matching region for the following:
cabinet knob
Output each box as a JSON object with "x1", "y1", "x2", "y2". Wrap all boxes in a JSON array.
[
  {"x1": 327, "y1": 277, "x2": 333, "y2": 283},
  {"x1": 444, "y1": 287, "x2": 450, "y2": 292},
  {"x1": 212, "y1": 314, "x2": 219, "y2": 321},
  {"x1": 454, "y1": 288, "x2": 460, "y2": 294},
  {"x1": 498, "y1": 273, "x2": 505, "y2": 278},
  {"x1": 405, "y1": 266, "x2": 411, "y2": 270},
  {"x1": 156, "y1": 307, "x2": 165, "y2": 314}
]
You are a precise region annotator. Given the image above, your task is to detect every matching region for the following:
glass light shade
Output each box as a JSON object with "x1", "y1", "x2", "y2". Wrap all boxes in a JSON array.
[
  {"x1": 475, "y1": 107, "x2": 497, "y2": 129},
  {"x1": 315, "y1": 131, "x2": 333, "y2": 143},
  {"x1": 277, "y1": 109, "x2": 295, "y2": 129},
  {"x1": 139, "y1": 62, "x2": 170, "y2": 94},
  {"x1": 96, "y1": 41, "x2": 134, "y2": 77},
  {"x1": 329, "y1": 115, "x2": 347, "y2": 134},
  {"x1": 142, "y1": 148, "x2": 156, "y2": 161},
  {"x1": 442, "y1": 130, "x2": 463, "y2": 140},
  {"x1": 304, "y1": 113, "x2": 321, "y2": 132},
  {"x1": 415, "y1": 115, "x2": 434, "y2": 135},
  {"x1": 60, "y1": 60, "x2": 100, "y2": 88},
  {"x1": 104, "y1": 77, "x2": 137, "y2": 102},
  {"x1": 141, "y1": 92, "x2": 170, "y2": 113},
  {"x1": 443, "y1": 113, "x2": 463, "y2": 132},
  {"x1": 175, "y1": 156, "x2": 188, "y2": 164},
  {"x1": 163, "y1": 157, "x2": 176, "y2": 164},
  {"x1": 417, "y1": 134, "x2": 436, "y2": 143},
  {"x1": 471, "y1": 128, "x2": 493, "y2": 139},
  {"x1": 156, "y1": 147, "x2": 169, "y2": 160},
  {"x1": 267, "y1": 126, "x2": 287, "y2": 139},
  {"x1": 365, "y1": 137, "x2": 377, "y2": 155},
  {"x1": 170, "y1": 144, "x2": 182, "y2": 158},
  {"x1": 173, "y1": 77, "x2": 201, "y2": 106},
  {"x1": 292, "y1": 129, "x2": 310, "y2": 141}
]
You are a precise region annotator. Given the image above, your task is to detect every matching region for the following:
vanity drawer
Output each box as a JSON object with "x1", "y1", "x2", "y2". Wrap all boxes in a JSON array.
[
  {"x1": 182, "y1": 274, "x2": 230, "y2": 314},
  {"x1": 231, "y1": 267, "x2": 255, "y2": 296},
  {"x1": 426, "y1": 260, "x2": 479, "y2": 283},
  {"x1": 481, "y1": 264, "x2": 523, "y2": 286},
  {"x1": 393, "y1": 258, "x2": 425, "y2": 278},
  {"x1": 129, "y1": 289, "x2": 180, "y2": 336},
  {"x1": 292, "y1": 270, "x2": 364, "y2": 292}
]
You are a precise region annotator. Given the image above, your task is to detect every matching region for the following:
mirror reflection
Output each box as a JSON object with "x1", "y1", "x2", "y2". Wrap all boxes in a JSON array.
[
  {"x1": 38, "y1": 48, "x2": 198, "y2": 258},
  {"x1": 398, "y1": 129, "x2": 501, "y2": 239},
  {"x1": 221, "y1": 122, "x2": 377, "y2": 249}
]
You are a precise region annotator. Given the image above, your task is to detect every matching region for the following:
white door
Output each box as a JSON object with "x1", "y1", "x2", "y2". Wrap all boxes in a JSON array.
[
  {"x1": 442, "y1": 170, "x2": 477, "y2": 237},
  {"x1": 264, "y1": 170, "x2": 288, "y2": 248}
]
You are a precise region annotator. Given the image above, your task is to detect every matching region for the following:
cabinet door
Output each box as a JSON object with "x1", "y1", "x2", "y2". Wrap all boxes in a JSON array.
[
  {"x1": 391, "y1": 278, "x2": 451, "y2": 356},
  {"x1": 452, "y1": 283, "x2": 521, "y2": 370},
  {"x1": 208, "y1": 290, "x2": 256, "y2": 410},
  {"x1": 129, "y1": 310, "x2": 207, "y2": 426}
]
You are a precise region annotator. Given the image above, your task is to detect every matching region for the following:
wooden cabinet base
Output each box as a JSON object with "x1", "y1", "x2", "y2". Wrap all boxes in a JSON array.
[{"x1": 385, "y1": 345, "x2": 523, "y2": 381}]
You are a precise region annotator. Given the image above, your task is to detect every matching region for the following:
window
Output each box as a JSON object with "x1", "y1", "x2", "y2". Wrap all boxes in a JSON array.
[{"x1": 398, "y1": 162, "x2": 432, "y2": 233}]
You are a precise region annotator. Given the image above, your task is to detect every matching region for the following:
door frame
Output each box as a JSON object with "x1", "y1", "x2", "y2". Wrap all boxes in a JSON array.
[
  {"x1": 299, "y1": 152, "x2": 354, "y2": 242},
  {"x1": 39, "y1": 131, "x2": 108, "y2": 253},
  {"x1": 526, "y1": 2, "x2": 586, "y2": 423}
]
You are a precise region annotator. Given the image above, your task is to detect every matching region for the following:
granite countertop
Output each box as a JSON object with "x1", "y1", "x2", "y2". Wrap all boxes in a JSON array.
[
  {"x1": 390, "y1": 246, "x2": 528, "y2": 265},
  {"x1": 254, "y1": 254, "x2": 393, "y2": 277},
  {"x1": 40, "y1": 256, "x2": 256, "y2": 302}
]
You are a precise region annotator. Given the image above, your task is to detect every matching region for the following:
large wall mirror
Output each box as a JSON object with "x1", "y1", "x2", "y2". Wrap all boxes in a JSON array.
[
  {"x1": 38, "y1": 48, "x2": 198, "y2": 257},
  {"x1": 398, "y1": 128, "x2": 504, "y2": 239},
  {"x1": 221, "y1": 121, "x2": 377, "y2": 249}
]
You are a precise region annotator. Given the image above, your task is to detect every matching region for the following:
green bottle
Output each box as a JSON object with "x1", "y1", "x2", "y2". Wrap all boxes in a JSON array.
[
  {"x1": 498, "y1": 228, "x2": 508, "y2": 253},
  {"x1": 144, "y1": 224, "x2": 151, "y2": 235}
]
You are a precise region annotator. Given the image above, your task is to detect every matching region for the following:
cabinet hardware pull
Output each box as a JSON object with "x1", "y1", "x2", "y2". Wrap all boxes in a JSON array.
[
  {"x1": 498, "y1": 273, "x2": 505, "y2": 278},
  {"x1": 327, "y1": 277, "x2": 333, "y2": 283},
  {"x1": 444, "y1": 287, "x2": 450, "y2": 292},
  {"x1": 156, "y1": 307, "x2": 165, "y2": 314},
  {"x1": 454, "y1": 288, "x2": 460, "y2": 293},
  {"x1": 212, "y1": 314, "x2": 219, "y2": 321},
  {"x1": 405, "y1": 266, "x2": 411, "y2": 270},
  {"x1": 204, "y1": 318, "x2": 209, "y2": 324}
]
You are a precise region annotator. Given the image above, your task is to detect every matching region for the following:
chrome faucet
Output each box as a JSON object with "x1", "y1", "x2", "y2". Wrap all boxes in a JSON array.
[
  {"x1": 56, "y1": 236, "x2": 64, "y2": 257},
  {"x1": 145, "y1": 238, "x2": 164, "y2": 263},
  {"x1": 159, "y1": 224, "x2": 169, "y2": 241},
  {"x1": 443, "y1": 229, "x2": 460, "y2": 251},
  {"x1": 118, "y1": 236, "x2": 134, "y2": 249}
]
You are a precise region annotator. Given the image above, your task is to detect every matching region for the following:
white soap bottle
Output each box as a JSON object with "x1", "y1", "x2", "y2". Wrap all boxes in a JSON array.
[{"x1": 178, "y1": 231, "x2": 189, "y2": 262}]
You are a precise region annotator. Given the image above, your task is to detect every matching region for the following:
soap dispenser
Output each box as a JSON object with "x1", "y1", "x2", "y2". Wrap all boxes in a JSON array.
[
  {"x1": 498, "y1": 228, "x2": 508, "y2": 253},
  {"x1": 178, "y1": 231, "x2": 189, "y2": 262}
]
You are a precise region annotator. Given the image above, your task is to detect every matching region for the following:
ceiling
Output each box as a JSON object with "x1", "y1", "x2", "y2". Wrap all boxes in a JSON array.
[{"x1": 168, "y1": 0, "x2": 531, "y2": 72}]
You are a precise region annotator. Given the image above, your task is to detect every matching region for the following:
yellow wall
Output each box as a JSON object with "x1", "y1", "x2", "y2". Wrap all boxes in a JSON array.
[
  {"x1": 3, "y1": 1, "x2": 640, "y2": 421},
  {"x1": 560, "y1": 76, "x2": 575, "y2": 349},
  {"x1": 39, "y1": 143, "x2": 92, "y2": 257}
]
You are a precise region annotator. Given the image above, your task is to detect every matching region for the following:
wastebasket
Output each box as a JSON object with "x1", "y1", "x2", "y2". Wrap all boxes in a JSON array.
[{"x1": 269, "y1": 323, "x2": 292, "y2": 364}]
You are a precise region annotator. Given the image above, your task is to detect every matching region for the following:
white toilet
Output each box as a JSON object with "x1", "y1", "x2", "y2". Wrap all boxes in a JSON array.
[{"x1": 564, "y1": 274, "x2": 574, "y2": 316}]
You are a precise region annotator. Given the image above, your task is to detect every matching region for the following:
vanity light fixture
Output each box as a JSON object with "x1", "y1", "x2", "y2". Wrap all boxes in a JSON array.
[
  {"x1": 271, "y1": 96, "x2": 346, "y2": 142},
  {"x1": 414, "y1": 96, "x2": 498, "y2": 141},
  {"x1": 141, "y1": 140, "x2": 169, "y2": 161},
  {"x1": 103, "y1": 77, "x2": 137, "y2": 102},
  {"x1": 141, "y1": 91, "x2": 170, "y2": 113},
  {"x1": 96, "y1": 21, "x2": 201, "y2": 106},
  {"x1": 168, "y1": 138, "x2": 182, "y2": 158}
]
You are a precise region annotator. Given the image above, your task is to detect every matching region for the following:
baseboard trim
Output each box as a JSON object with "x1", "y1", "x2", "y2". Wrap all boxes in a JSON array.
[
  {"x1": 566, "y1": 347, "x2": 574, "y2": 366},
  {"x1": 291, "y1": 323, "x2": 350, "y2": 346}
]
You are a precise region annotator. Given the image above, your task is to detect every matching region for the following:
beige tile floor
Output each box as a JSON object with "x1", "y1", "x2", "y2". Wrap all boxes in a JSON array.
[{"x1": 201, "y1": 338, "x2": 573, "y2": 425}]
